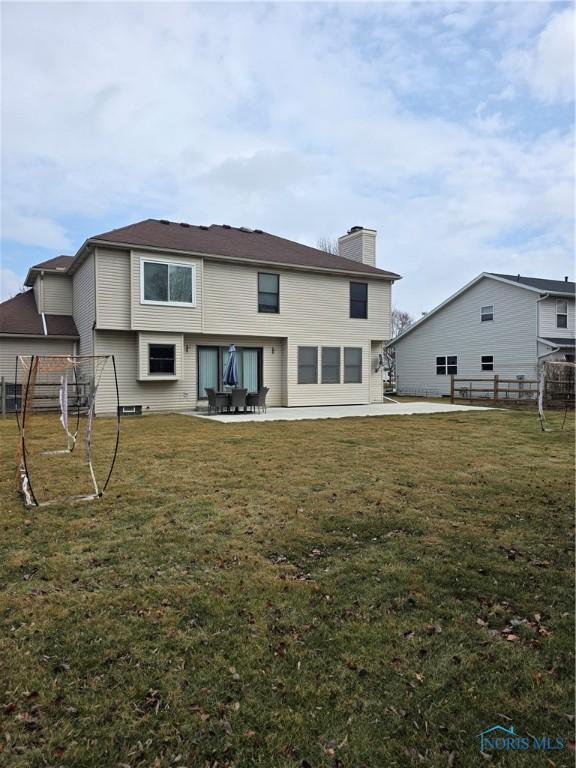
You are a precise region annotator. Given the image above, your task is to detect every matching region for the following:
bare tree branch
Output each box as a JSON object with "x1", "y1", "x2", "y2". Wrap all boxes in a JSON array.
[{"x1": 316, "y1": 236, "x2": 339, "y2": 256}]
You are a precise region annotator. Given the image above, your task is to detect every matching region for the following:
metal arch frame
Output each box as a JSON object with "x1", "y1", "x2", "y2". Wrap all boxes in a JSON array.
[{"x1": 16, "y1": 354, "x2": 121, "y2": 507}]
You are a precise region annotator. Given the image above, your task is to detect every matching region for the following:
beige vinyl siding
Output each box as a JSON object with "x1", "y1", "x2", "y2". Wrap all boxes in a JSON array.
[
  {"x1": 137, "y1": 332, "x2": 184, "y2": 380},
  {"x1": 0, "y1": 337, "x2": 75, "y2": 380},
  {"x1": 72, "y1": 254, "x2": 96, "y2": 357},
  {"x1": 130, "y1": 250, "x2": 203, "y2": 333},
  {"x1": 287, "y1": 339, "x2": 370, "y2": 406},
  {"x1": 96, "y1": 248, "x2": 131, "y2": 330},
  {"x1": 41, "y1": 274, "x2": 73, "y2": 315},
  {"x1": 94, "y1": 331, "x2": 195, "y2": 414},
  {"x1": 538, "y1": 296, "x2": 575, "y2": 339},
  {"x1": 33, "y1": 278, "x2": 42, "y2": 313},
  {"x1": 394, "y1": 277, "x2": 538, "y2": 396},
  {"x1": 94, "y1": 331, "x2": 284, "y2": 413},
  {"x1": 203, "y1": 261, "x2": 391, "y2": 341}
]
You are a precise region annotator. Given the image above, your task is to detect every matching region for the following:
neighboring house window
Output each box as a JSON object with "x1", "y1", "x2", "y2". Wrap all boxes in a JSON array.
[
  {"x1": 350, "y1": 282, "x2": 368, "y2": 319},
  {"x1": 481, "y1": 355, "x2": 494, "y2": 371},
  {"x1": 321, "y1": 347, "x2": 341, "y2": 384},
  {"x1": 149, "y1": 344, "x2": 176, "y2": 375},
  {"x1": 556, "y1": 300, "x2": 568, "y2": 328},
  {"x1": 141, "y1": 259, "x2": 195, "y2": 305},
  {"x1": 481, "y1": 305, "x2": 494, "y2": 322},
  {"x1": 436, "y1": 355, "x2": 457, "y2": 375},
  {"x1": 344, "y1": 347, "x2": 362, "y2": 383},
  {"x1": 258, "y1": 273, "x2": 280, "y2": 313},
  {"x1": 298, "y1": 347, "x2": 318, "y2": 384}
]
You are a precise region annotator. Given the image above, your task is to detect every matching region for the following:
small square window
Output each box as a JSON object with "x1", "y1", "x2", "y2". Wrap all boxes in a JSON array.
[
  {"x1": 436, "y1": 355, "x2": 457, "y2": 375},
  {"x1": 149, "y1": 344, "x2": 176, "y2": 375},
  {"x1": 481, "y1": 355, "x2": 494, "y2": 371},
  {"x1": 481, "y1": 305, "x2": 494, "y2": 322}
]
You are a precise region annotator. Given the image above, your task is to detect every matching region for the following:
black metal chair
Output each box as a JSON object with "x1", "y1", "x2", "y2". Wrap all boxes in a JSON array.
[
  {"x1": 206, "y1": 388, "x2": 228, "y2": 414},
  {"x1": 246, "y1": 386, "x2": 269, "y2": 414},
  {"x1": 230, "y1": 388, "x2": 248, "y2": 413}
]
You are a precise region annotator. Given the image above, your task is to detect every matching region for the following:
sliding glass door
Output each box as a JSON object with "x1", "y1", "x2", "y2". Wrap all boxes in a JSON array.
[{"x1": 197, "y1": 346, "x2": 262, "y2": 398}]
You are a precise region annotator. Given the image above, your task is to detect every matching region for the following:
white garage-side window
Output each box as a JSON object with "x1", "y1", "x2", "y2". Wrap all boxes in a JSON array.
[{"x1": 141, "y1": 258, "x2": 196, "y2": 306}]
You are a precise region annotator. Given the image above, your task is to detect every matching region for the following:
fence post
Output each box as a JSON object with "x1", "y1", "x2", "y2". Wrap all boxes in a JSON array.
[
  {"x1": 450, "y1": 375, "x2": 455, "y2": 403},
  {"x1": 1, "y1": 377, "x2": 5, "y2": 418},
  {"x1": 493, "y1": 374, "x2": 499, "y2": 402}
]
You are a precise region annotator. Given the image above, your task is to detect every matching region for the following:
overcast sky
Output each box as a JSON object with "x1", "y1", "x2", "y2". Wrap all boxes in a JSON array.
[{"x1": 1, "y1": 1, "x2": 573, "y2": 315}]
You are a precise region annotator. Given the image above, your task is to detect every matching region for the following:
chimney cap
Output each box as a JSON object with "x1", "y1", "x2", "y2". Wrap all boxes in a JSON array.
[{"x1": 565, "y1": 276, "x2": 569, "y2": 282}]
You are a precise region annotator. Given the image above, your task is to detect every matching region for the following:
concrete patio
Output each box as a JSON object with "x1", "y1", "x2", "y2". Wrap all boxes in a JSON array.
[{"x1": 183, "y1": 401, "x2": 495, "y2": 423}]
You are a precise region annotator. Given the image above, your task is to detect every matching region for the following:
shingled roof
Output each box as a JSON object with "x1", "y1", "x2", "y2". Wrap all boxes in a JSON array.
[
  {"x1": 489, "y1": 273, "x2": 575, "y2": 294},
  {"x1": 89, "y1": 219, "x2": 400, "y2": 279},
  {"x1": 24, "y1": 255, "x2": 74, "y2": 287},
  {"x1": 0, "y1": 290, "x2": 78, "y2": 337}
]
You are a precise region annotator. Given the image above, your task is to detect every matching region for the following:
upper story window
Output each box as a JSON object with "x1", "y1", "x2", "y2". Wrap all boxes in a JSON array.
[
  {"x1": 481, "y1": 305, "x2": 494, "y2": 322},
  {"x1": 258, "y1": 273, "x2": 279, "y2": 313},
  {"x1": 141, "y1": 259, "x2": 196, "y2": 306},
  {"x1": 556, "y1": 299, "x2": 568, "y2": 328},
  {"x1": 350, "y1": 282, "x2": 368, "y2": 319},
  {"x1": 436, "y1": 355, "x2": 457, "y2": 375},
  {"x1": 149, "y1": 344, "x2": 176, "y2": 375}
]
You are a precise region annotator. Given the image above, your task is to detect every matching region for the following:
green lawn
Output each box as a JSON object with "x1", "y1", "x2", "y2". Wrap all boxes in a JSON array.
[{"x1": 0, "y1": 409, "x2": 574, "y2": 767}]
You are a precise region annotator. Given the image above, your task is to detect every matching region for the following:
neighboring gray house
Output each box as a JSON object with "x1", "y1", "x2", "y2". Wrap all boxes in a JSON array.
[
  {"x1": 388, "y1": 273, "x2": 575, "y2": 396},
  {"x1": 0, "y1": 221, "x2": 400, "y2": 413}
]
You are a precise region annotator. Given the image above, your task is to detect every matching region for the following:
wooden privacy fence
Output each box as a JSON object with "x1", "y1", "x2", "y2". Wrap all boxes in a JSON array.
[{"x1": 450, "y1": 375, "x2": 538, "y2": 404}]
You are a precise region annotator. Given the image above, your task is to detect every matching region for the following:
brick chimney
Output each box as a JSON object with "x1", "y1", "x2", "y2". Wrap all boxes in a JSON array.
[{"x1": 338, "y1": 226, "x2": 376, "y2": 267}]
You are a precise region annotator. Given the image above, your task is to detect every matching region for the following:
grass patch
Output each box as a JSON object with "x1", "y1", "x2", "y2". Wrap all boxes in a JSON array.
[{"x1": 0, "y1": 409, "x2": 574, "y2": 767}]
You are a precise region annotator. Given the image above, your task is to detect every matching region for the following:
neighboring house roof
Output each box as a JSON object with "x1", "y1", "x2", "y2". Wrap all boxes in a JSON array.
[
  {"x1": 0, "y1": 290, "x2": 79, "y2": 338},
  {"x1": 86, "y1": 219, "x2": 401, "y2": 279},
  {"x1": 489, "y1": 273, "x2": 575, "y2": 294},
  {"x1": 24, "y1": 255, "x2": 74, "y2": 287},
  {"x1": 387, "y1": 271, "x2": 575, "y2": 347},
  {"x1": 539, "y1": 337, "x2": 576, "y2": 348}
]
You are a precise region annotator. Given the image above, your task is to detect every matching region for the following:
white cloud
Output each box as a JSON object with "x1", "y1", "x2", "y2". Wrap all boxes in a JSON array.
[
  {"x1": 1, "y1": 210, "x2": 72, "y2": 251},
  {"x1": 502, "y1": 8, "x2": 575, "y2": 103},
  {"x1": 0, "y1": 267, "x2": 25, "y2": 302},
  {"x1": 0, "y1": 2, "x2": 573, "y2": 315}
]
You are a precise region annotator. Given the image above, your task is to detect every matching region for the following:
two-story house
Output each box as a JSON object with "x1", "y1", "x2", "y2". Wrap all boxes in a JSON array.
[
  {"x1": 388, "y1": 272, "x2": 575, "y2": 396},
  {"x1": 0, "y1": 221, "x2": 400, "y2": 413}
]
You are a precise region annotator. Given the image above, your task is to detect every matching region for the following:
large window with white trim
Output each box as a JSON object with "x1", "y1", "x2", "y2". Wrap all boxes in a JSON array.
[{"x1": 141, "y1": 259, "x2": 196, "y2": 306}]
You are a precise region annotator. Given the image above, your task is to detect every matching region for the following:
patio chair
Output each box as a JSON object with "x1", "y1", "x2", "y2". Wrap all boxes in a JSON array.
[
  {"x1": 246, "y1": 386, "x2": 269, "y2": 414},
  {"x1": 206, "y1": 388, "x2": 228, "y2": 415},
  {"x1": 230, "y1": 388, "x2": 248, "y2": 413}
]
